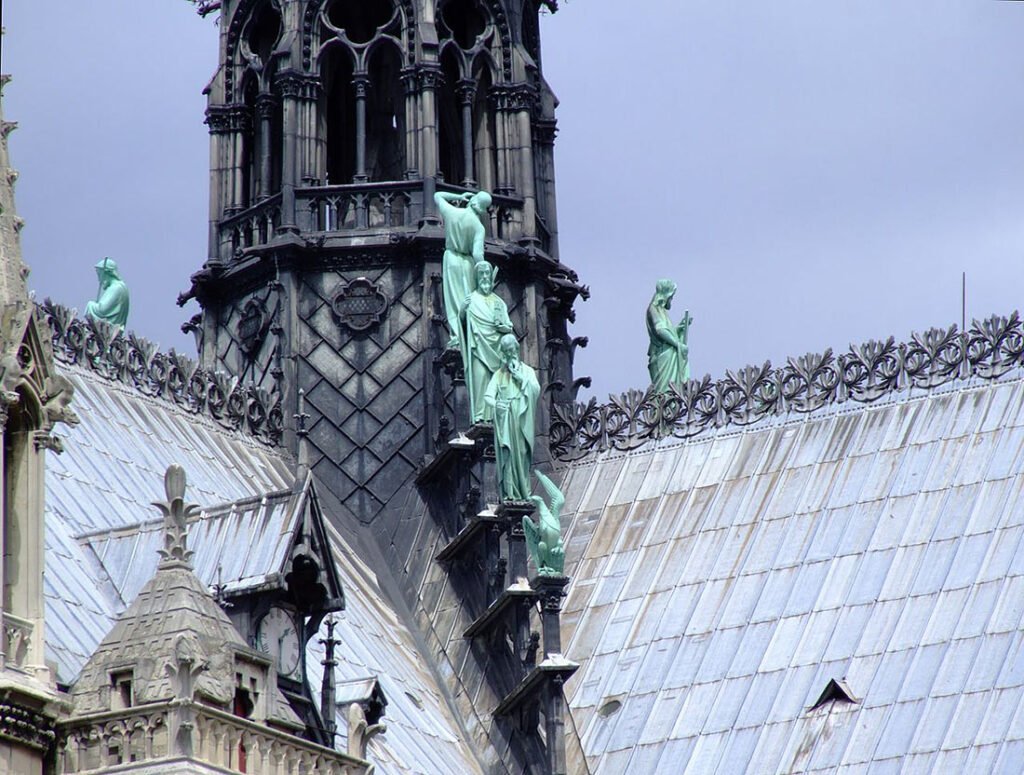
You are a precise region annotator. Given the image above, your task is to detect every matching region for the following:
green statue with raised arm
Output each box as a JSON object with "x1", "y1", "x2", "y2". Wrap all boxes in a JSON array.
[
  {"x1": 646, "y1": 278, "x2": 691, "y2": 393},
  {"x1": 85, "y1": 257, "x2": 130, "y2": 329},
  {"x1": 484, "y1": 334, "x2": 540, "y2": 501},
  {"x1": 524, "y1": 469, "x2": 566, "y2": 577},
  {"x1": 434, "y1": 189, "x2": 492, "y2": 350},
  {"x1": 461, "y1": 260, "x2": 514, "y2": 423}
]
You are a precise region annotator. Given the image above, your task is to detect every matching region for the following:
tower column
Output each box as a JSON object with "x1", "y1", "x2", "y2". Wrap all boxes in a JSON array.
[
  {"x1": 417, "y1": 63, "x2": 442, "y2": 220},
  {"x1": 229, "y1": 108, "x2": 251, "y2": 215},
  {"x1": 457, "y1": 79, "x2": 477, "y2": 188},
  {"x1": 298, "y1": 77, "x2": 322, "y2": 187},
  {"x1": 205, "y1": 106, "x2": 232, "y2": 265},
  {"x1": 278, "y1": 73, "x2": 303, "y2": 233},
  {"x1": 491, "y1": 86, "x2": 513, "y2": 195},
  {"x1": 353, "y1": 74, "x2": 370, "y2": 183},
  {"x1": 255, "y1": 93, "x2": 276, "y2": 201},
  {"x1": 533, "y1": 117, "x2": 558, "y2": 255},
  {"x1": 512, "y1": 88, "x2": 538, "y2": 244},
  {"x1": 401, "y1": 68, "x2": 420, "y2": 179}
]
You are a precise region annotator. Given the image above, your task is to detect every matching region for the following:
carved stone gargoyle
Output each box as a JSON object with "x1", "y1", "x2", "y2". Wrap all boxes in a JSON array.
[
  {"x1": 524, "y1": 469, "x2": 566, "y2": 577},
  {"x1": 347, "y1": 702, "x2": 386, "y2": 762}
]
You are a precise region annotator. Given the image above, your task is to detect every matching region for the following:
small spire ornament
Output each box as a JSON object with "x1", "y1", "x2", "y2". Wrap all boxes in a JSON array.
[{"x1": 153, "y1": 464, "x2": 200, "y2": 567}]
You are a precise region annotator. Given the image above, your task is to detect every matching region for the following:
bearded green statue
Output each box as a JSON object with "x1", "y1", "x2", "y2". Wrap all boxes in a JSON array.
[
  {"x1": 85, "y1": 257, "x2": 130, "y2": 328},
  {"x1": 484, "y1": 334, "x2": 540, "y2": 501},
  {"x1": 646, "y1": 278, "x2": 690, "y2": 392},
  {"x1": 460, "y1": 260, "x2": 514, "y2": 423},
  {"x1": 434, "y1": 190, "x2": 492, "y2": 351}
]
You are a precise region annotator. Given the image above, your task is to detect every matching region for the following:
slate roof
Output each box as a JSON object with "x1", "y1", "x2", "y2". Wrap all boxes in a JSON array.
[
  {"x1": 44, "y1": 364, "x2": 483, "y2": 774},
  {"x1": 555, "y1": 374, "x2": 1024, "y2": 774}
]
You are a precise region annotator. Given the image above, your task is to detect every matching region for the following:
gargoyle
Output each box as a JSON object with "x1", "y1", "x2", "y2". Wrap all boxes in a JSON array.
[
  {"x1": 43, "y1": 372, "x2": 79, "y2": 426},
  {"x1": 0, "y1": 352, "x2": 21, "y2": 405},
  {"x1": 347, "y1": 702, "x2": 387, "y2": 761},
  {"x1": 524, "y1": 469, "x2": 566, "y2": 577}
]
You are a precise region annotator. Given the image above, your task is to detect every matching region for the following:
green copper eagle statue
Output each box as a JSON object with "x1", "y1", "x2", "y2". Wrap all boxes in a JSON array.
[{"x1": 524, "y1": 470, "x2": 566, "y2": 577}]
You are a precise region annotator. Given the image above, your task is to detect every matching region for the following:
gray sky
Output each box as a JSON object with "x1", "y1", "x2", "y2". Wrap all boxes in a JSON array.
[{"x1": 4, "y1": 1, "x2": 1023, "y2": 398}]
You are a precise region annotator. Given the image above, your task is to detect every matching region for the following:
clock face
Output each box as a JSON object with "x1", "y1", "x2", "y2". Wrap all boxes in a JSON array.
[{"x1": 256, "y1": 607, "x2": 301, "y2": 679}]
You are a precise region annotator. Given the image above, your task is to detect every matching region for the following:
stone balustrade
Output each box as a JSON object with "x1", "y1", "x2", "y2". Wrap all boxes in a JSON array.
[
  {"x1": 0, "y1": 611, "x2": 33, "y2": 671},
  {"x1": 213, "y1": 180, "x2": 529, "y2": 264},
  {"x1": 57, "y1": 702, "x2": 367, "y2": 774}
]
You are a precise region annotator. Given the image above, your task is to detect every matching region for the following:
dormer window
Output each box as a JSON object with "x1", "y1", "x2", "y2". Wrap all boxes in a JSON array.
[
  {"x1": 234, "y1": 672, "x2": 258, "y2": 719},
  {"x1": 110, "y1": 669, "x2": 133, "y2": 710}
]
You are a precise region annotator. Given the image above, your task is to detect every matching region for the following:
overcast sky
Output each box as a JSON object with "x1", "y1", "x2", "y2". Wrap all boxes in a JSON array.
[{"x1": 4, "y1": 1, "x2": 1023, "y2": 398}]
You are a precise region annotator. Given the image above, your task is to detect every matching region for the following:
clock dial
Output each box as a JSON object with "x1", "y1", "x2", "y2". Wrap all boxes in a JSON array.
[{"x1": 256, "y1": 607, "x2": 301, "y2": 678}]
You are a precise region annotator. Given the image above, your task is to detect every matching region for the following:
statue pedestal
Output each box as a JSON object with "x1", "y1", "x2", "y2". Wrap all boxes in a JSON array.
[
  {"x1": 435, "y1": 505, "x2": 503, "y2": 564},
  {"x1": 497, "y1": 501, "x2": 535, "y2": 582},
  {"x1": 415, "y1": 431, "x2": 476, "y2": 485},
  {"x1": 465, "y1": 421, "x2": 494, "y2": 442},
  {"x1": 493, "y1": 653, "x2": 579, "y2": 775},
  {"x1": 463, "y1": 580, "x2": 539, "y2": 647},
  {"x1": 530, "y1": 574, "x2": 570, "y2": 657}
]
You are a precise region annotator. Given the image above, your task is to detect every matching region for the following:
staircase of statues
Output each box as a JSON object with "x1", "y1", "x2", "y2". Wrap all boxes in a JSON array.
[
  {"x1": 415, "y1": 191, "x2": 576, "y2": 775},
  {"x1": 174, "y1": 1, "x2": 590, "y2": 769}
]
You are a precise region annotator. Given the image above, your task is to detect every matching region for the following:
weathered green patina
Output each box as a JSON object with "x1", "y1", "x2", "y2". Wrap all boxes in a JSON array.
[
  {"x1": 85, "y1": 257, "x2": 130, "y2": 328},
  {"x1": 434, "y1": 190, "x2": 492, "y2": 350},
  {"x1": 484, "y1": 334, "x2": 540, "y2": 501},
  {"x1": 460, "y1": 260, "x2": 514, "y2": 423},
  {"x1": 524, "y1": 469, "x2": 566, "y2": 577},
  {"x1": 646, "y1": 278, "x2": 690, "y2": 392}
]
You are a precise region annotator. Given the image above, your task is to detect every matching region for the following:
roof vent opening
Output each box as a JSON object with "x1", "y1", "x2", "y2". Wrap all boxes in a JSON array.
[
  {"x1": 598, "y1": 698, "x2": 623, "y2": 718},
  {"x1": 809, "y1": 678, "x2": 858, "y2": 712}
]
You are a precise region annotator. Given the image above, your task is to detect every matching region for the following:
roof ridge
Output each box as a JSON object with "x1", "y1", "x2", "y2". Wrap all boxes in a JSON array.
[
  {"x1": 552, "y1": 310, "x2": 1024, "y2": 460},
  {"x1": 73, "y1": 487, "x2": 297, "y2": 541},
  {"x1": 38, "y1": 298, "x2": 283, "y2": 446}
]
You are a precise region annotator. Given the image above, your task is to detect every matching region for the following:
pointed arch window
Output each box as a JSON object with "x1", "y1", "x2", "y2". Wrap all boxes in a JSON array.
[
  {"x1": 437, "y1": 0, "x2": 499, "y2": 189},
  {"x1": 238, "y1": 1, "x2": 284, "y2": 205},
  {"x1": 319, "y1": 0, "x2": 407, "y2": 183}
]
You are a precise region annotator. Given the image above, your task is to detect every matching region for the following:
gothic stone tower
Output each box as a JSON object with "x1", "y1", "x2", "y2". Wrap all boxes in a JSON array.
[
  {"x1": 184, "y1": 3, "x2": 585, "y2": 768},
  {"x1": 186, "y1": 0, "x2": 583, "y2": 528}
]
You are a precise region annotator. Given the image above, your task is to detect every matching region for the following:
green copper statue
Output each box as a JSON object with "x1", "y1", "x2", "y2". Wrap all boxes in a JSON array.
[
  {"x1": 647, "y1": 278, "x2": 690, "y2": 393},
  {"x1": 461, "y1": 260, "x2": 514, "y2": 423},
  {"x1": 524, "y1": 469, "x2": 566, "y2": 577},
  {"x1": 434, "y1": 190, "x2": 492, "y2": 350},
  {"x1": 85, "y1": 257, "x2": 130, "y2": 329},
  {"x1": 484, "y1": 334, "x2": 540, "y2": 501}
]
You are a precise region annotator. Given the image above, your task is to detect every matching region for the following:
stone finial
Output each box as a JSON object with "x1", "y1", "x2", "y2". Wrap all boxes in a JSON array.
[
  {"x1": 153, "y1": 464, "x2": 199, "y2": 567},
  {"x1": 320, "y1": 616, "x2": 339, "y2": 742},
  {"x1": 294, "y1": 388, "x2": 310, "y2": 485}
]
